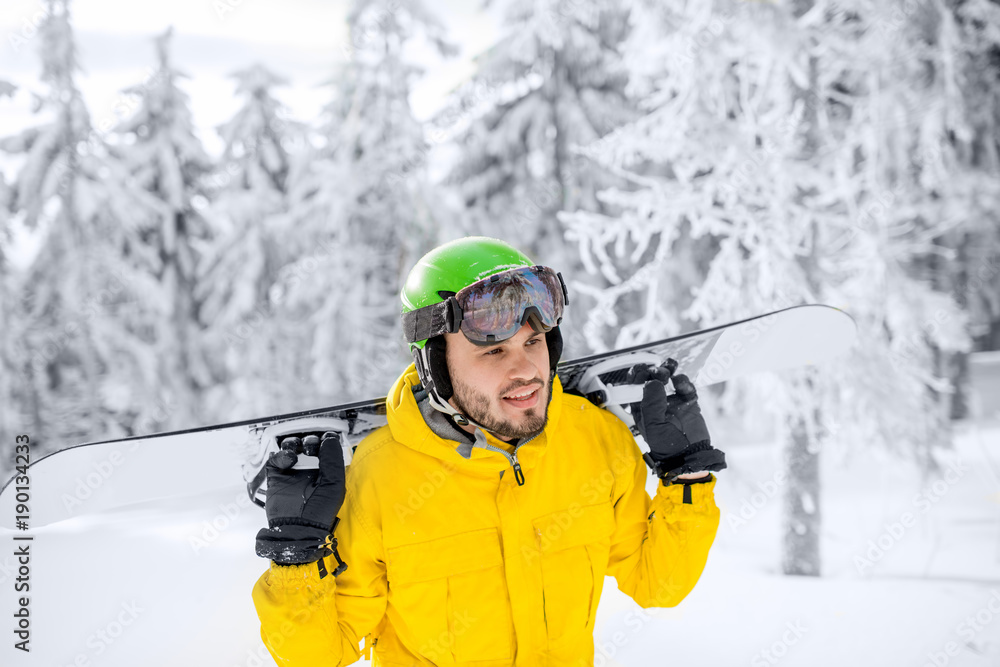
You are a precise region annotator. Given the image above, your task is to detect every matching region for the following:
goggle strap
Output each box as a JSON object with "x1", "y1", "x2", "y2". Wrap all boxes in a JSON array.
[
  {"x1": 557, "y1": 272, "x2": 569, "y2": 306},
  {"x1": 402, "y1": 298, "x2": 463, "y2": 344}
]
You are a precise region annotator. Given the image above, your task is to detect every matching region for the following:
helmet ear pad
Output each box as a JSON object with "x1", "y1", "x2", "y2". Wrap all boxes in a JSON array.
[
  {"x1": 546, "y1": 326, "x2": 563, "y2": 374},
  {"x1": 424, "y1": 335, "x2": 453, "y2": 401}
]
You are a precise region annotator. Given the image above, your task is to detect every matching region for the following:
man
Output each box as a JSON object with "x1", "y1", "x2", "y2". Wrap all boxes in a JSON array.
[{"x1": 252, "y1": 236, "x2": 726, "y2": 666}]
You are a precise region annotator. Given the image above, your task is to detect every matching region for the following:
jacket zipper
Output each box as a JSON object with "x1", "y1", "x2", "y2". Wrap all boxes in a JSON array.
[{"x1": 476, "y1": 433, "x2": 537, "y2": 486}]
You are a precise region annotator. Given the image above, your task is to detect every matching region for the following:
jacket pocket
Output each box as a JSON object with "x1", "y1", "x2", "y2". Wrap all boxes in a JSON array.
[
  {"x1": 386, "y1": 527, "x2": 513, "y2": 663},
  {"x1": 533, "y1": 503, "x2": 614, "y2": 643}
]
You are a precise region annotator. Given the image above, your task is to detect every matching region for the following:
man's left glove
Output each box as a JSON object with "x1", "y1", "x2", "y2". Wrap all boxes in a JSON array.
[
  {"x1": 255, "y1": 431, "x2": 347, "y2": 576},
  {"x1": 628, "y1": 359, "x2": 727, "y2": 484}
]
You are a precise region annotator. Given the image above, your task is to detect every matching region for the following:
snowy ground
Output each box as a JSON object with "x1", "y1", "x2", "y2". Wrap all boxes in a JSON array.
[
  {"x1": 2, "y1": 420, "x2": 998, "y2": 667},
  {"x1": 593, "y1": 416, "x2": 1000, "y2": 667}
]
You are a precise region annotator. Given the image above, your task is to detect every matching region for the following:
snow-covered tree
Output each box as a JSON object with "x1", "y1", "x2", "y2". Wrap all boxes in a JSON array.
[
  {"x1": 271, "y1": 0, "x2": 453, "y2": 405},
  {"x1": 447, "y1": 1, "x2": 635, "y2": 234},
  {"x1": 443, "y1": 0, "x2": 636, "y2": 246},
  {"x1": 0, "y1": 1, "x2": 169, "y2": 455},
  {"x1": 439, "y1": 0, "x2": 637, "y2": 357},
  {"x1": 565, "y1": 0, "x2": 991, "y2": 575},
  {"x1": 111, "y1": 27, "x2": 214, "y2": 429},
  {"x1": 929, "y1": 0, "x2": 1000, "y2": 413},
  {"x1": 197, "y1": 64, "x2": 302, "y2": 418}
]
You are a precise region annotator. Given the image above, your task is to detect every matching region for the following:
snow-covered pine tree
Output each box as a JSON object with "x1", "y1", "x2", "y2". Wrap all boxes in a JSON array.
[
  {"x1": 273, "y1": 0, "x2": 451, "y2": 404},
  {"x1": 0, "y1": 0, "x2": 171, "y2": 454},
  {"x1": 441, "y1": 0, "x2": 636, "y2": 325},
  {"x1": 196, "y1": 64, "x2": 303, "y2": 418},
  {"x1": 565, "y1": 0, "x2": 983, "y2": 575},
  {"x1": 927, "y1": 0, "x2": 1000, "y2": 411},
  {"x1": 107, "y1": 27, "x2": 214, "y2": 430}
]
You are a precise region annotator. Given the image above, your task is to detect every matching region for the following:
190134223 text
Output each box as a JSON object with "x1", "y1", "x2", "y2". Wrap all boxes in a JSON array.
[{"x1": 13, "y1": 434, "x2": 32, "y2": 653}]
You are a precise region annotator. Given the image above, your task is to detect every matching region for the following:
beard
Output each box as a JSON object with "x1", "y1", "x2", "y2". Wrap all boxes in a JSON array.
[{"x1": 450, "y1": 372, "x2": 553, "y2": 440}]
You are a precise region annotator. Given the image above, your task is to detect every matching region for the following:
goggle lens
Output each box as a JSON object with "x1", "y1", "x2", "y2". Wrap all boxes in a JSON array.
[{"x1": 456, "y1": 267, "x2": 565, "y2": 344}]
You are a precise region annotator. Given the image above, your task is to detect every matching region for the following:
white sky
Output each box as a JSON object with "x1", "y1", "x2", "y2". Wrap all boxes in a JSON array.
[{"x1": 0, "y1": 0, "x2": 503, "y2": 156}]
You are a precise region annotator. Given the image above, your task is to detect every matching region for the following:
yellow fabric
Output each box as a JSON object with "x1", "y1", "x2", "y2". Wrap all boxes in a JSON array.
[{"x1": 253, "y1": 364, "x2": 720, "y2": 666}]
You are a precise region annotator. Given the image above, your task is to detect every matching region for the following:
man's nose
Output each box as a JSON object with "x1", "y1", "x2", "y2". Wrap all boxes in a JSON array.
[{"x1": 507, "y1": 344, "x2": 538, "y2": 381}]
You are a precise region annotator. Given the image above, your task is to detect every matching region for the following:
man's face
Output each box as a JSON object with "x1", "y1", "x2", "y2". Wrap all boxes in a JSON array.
[{"x1": 444, "y1": 323, "x2": 552, "y2": 441}]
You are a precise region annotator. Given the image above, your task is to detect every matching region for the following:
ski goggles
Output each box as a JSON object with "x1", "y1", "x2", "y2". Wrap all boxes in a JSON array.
[{"x1": 402, "y1": 265, "x2": 569, "y2": 345}]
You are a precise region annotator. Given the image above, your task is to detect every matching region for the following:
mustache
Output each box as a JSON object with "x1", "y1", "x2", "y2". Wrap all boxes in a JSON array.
[{"x1": 499, "y1": 379, "x2": 545, "y2": 397}]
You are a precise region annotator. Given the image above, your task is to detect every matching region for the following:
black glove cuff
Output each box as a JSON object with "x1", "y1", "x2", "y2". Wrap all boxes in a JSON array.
[
  {"x1": 255, "y1": 523, "x2": 333, "y2": 565},
  {"x1": 256, "y1": 518, "x2": 349, "y2": 578},
  {"x1": 643, "y1": 442, "x2": 727, "y2": 485}
]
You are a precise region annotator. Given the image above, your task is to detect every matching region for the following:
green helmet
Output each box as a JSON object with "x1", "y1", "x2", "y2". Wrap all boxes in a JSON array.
[
  {"x1": 399, "y1": 236, "x2": 565, "y2": 409},
  {"x1": 401, "y1": 236, "x2": 535, "y2": 351}
]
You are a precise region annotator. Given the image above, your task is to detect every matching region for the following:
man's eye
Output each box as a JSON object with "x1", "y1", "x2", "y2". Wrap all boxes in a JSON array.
[
  {"x1": 527, "y1": 337, "x2": 541, "y2": 346},
  {"x1": 484, "y1": 348, "x2": 502, "y2": 356}
]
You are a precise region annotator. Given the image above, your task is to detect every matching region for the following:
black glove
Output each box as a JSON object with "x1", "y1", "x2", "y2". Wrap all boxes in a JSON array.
[
  {"x1": 628, "y1": 359, "x2": 727, "y2": 484},
  {"x1": 255, "y1": 431, "x2": 347, "y2": 577}
]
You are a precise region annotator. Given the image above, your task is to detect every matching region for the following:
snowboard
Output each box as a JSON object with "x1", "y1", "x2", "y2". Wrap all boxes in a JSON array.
[{"x1": 0, "y1": 304, "x2": 856, "y2": 529}]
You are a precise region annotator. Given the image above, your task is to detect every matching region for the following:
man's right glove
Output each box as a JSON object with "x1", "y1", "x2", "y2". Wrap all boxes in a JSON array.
[
  {"x1": 255, "y1": 431, "x2": 347, "y2": 578},
  {"x1": 628, "y1": 359, "x2": 727, "y2": 485}
]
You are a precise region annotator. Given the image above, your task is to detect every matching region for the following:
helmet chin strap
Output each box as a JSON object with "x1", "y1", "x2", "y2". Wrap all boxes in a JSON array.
[
  {"x1": 425, "y1": 384, "x2": 474, "y2": 426},
  {"x1": 414, "y1": 342, "x2": 485, "y2": 431}
]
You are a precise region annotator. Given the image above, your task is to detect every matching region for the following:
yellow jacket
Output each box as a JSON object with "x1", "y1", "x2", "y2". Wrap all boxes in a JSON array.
[{"x1": 253, "y1": 364, "x2": 720, "y2": 666}]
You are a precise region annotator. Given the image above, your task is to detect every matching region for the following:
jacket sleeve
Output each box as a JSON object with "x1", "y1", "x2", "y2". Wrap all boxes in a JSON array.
[
  {"x1": 251, "y1": 482, "x2": 387, "y2": 666},
  {"x1": 605, "y1": 421, "x2": 721, "y2": 608}
]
